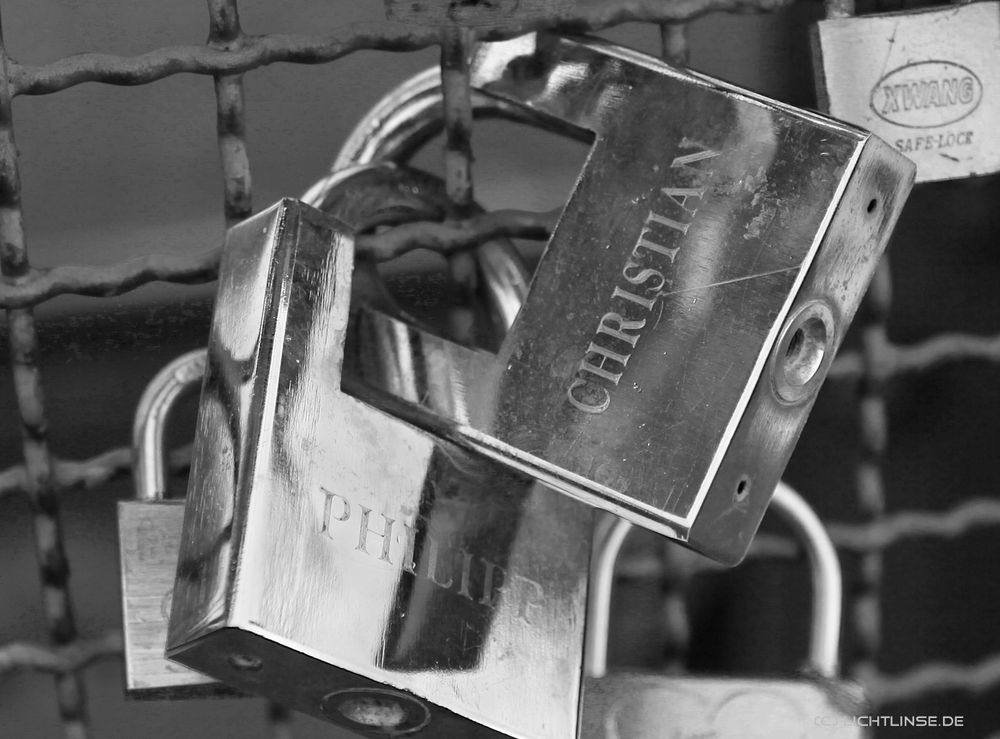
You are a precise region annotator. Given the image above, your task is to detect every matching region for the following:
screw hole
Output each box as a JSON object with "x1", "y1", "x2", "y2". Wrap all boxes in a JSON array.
[
  {"x1": 866, "y1": 198, "x2": 877, "y2": 214},
  {"x1": 227, "y1": 653, "x2": 263, "y2": 672},
  {"x1": 735, "y1": 477, "x2": 751, "y2": 502}
]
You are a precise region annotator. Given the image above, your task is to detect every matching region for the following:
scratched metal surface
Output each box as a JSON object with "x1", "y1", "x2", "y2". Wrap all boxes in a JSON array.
[{"x1": 1, "y1": 1, "x2": 1000, "y2": 738}]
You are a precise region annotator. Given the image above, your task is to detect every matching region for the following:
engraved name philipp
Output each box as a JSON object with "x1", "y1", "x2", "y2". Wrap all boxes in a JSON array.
[
  {"x1": 319, "y1": 488, "x2": 545, "y2": 625},
  {"x1": 566, "y1": 141, "x2": 720, "y2": 414}
]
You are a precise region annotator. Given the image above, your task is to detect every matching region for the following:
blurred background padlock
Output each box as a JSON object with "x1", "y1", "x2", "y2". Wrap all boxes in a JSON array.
[
  {"x1": 582, "y1": 482, "x2": 863, "y2": 738},
  {"x1": 117, "y1": 348, "x2": 231, "y2": 698},
  {"x1": 1, "y1": 2, "x2": 999, "y2": 738}
]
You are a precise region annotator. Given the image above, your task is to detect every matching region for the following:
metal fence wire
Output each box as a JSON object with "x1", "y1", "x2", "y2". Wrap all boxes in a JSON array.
[{"x1": 0, "y1": 1, "x2": 999, "y2": 737}]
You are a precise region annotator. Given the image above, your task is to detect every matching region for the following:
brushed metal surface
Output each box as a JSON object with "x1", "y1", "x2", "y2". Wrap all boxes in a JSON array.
[
  {"x1": 580, "y1": 675, "x2": 862, "y2": 739},
  {"x1": 119, "y1": 502, "x2": 228, "y2": 698},
  {"x1": 579, "y1": 482, "x2": 862, "y2": 738},
  {"x1": 166, "y1": 192, "x2": 591, "y2": 738},
  {"x1": 813, "y1": 1, "x2": 1000, "y2": 183},
  {"x1": 118, "y1": 350, "x2": 231, "y2": 698},
  {"x1": 340, "y1": 33, "x2": 914, "y2": 564}
]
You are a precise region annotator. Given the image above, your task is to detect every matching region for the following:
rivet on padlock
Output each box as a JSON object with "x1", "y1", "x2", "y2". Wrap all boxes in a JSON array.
[
  {"x1": 117, "y1": 348, "x2": 234, "y2": 697},
  {"x1": 166, "y1": 179, "x2": 592, "y2": 737},
  {"x1": 334, "y1": 34, "x2": 915, "y2": 564},
  {"x1": 812, "y1": 0, "x2": 1000, "y2": 182},
  {"x1": 581, "y1": 481, "x2": 866, "y2": 739}
]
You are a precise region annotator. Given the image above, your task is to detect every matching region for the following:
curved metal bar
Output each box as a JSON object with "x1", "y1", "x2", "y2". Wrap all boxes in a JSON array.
[
  {"x1": 331, "y1": 66, "x2": 582, "y2": 173},
  {"x1": 315, "y1": 68, "x2": 560, "y2": 335},
  {"x1": 585, "y1": 481, "x2": 842, "y2": 679},
  {"x1": 770, "y1": 480, "x2": 842, "y2": 678},
  {"x1": 585, "y1": 512, "x2": 634, "y2": 679},
  {"x1": 131, "y1": 349, "x2": 206, "y2": 502}
]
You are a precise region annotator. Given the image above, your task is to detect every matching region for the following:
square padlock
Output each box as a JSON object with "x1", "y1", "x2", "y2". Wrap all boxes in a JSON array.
[
  {"x1": 344, "y1": 32, "x2": 915, "y2": 565},
  {"x1": 812, "y1": 0, "x2": 1000, "y2": 182},
  {"x1": 165, "y1": 199, "x2": 592, "y2": 738}
]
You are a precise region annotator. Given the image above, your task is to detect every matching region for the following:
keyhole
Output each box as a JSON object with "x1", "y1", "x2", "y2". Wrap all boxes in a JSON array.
[{"x1": 735, "y1": 476, "x2": 751, "y2": 502}]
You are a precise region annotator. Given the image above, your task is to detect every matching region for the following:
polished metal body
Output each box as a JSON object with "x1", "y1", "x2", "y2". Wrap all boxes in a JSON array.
[
  {"x1": 336, "y1": 34, "x2": 916, "y2": 564},
  {"x1": 813, "y1": 1, "x2": 1000, "y2": 182},
  {"x1": 580, "y1": 482, "x2": 862, "y2": 738},
  {"x1": 166, "y1": 191, "x2": 592, "y2": 738},
  {"x1": 117, "y1": 349, "x2": 229, "y2": 697}
]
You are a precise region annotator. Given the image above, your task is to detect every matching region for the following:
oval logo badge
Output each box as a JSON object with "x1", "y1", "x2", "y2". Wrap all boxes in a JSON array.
[{"x1": 869, "y1": 60, "x2": 983, "y2": 129}]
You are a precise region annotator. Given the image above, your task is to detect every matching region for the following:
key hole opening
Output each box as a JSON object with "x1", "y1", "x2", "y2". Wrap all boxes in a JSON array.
[
  {"x1": 228, "y1": 653, "x2": 263, "y2": 671},
  {"x1": 866, "y1": 198, "x2": 878, "y2": 214},
  {"x1": 321, "y1": 688, "x2": 431, "y2": 735},
  {"x1": 783, "y1": 318, "x2": 827, "y2": 388},
  {"x1": 339, "y1": 696, "x2": 407, "y2": 729},
  {"x1": 735, "y1": 476, "x2": 751, "y2": 502},
  {"x1": 771, "y1": 302, "x2": 835, "y2": 404}
]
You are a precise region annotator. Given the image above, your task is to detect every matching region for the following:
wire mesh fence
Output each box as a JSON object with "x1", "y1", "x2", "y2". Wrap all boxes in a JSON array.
[{"x1": 0, "y1": 1, "x2": 998, "y2": 737}]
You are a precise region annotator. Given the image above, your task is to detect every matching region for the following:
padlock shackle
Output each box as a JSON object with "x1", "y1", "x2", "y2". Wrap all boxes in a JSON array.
[
  {"x1": 327, "y1": 65, "x2": 586, "y2": 176},
  {"x1": 585, "y1": 481, "x2": 842, "y2": 679},
  {"x1": 313, "y1": 67, "x2": 554, "y2": 334},
  {"x1": 132, "y1": 349, "x2": 206, "y2": 502},
  {"x1": 769, "y1": 480, "x2": 842, "y2": 679}
]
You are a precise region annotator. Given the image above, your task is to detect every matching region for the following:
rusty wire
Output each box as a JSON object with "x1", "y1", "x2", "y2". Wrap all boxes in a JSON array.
[
  {"x1": 0, "y1": 632, "x2": 123, "y2": 678},
  {"x1": 0, "y1": 12, "x2": 89, "y2": 739},
  {"x1": 1, "y1": 0, "x2": 999, "y2": 735},
  {"x1": 9, "y1": 0, "x2": 796, "y2": 98},
  {"x1": 852, "y1": 263, "x2": 893, "y2": 687}
]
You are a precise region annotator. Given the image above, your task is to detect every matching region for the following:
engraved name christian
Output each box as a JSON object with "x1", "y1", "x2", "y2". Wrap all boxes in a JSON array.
[{"x1": 566, "y1": 141, "x2": 720, "y2": 415}]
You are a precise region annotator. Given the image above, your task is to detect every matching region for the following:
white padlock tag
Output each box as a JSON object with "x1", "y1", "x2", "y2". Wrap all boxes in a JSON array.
[{"x1": 813, "y1": 0, "x2": 1000, "y2": 182}]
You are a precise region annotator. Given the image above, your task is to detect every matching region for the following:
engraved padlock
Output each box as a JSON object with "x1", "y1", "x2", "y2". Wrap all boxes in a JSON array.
[
  {"x1": 117, "y1": 348, "x2": 232, "y2": 697},
  {"x1": 115, "y1": 162, "x2": 535, "y2": 700},
  {"x1": 581, "y1": 481, "x2": 864, "y2": 738},
  {"x1": 165, "y1": 188, "x2": 593, "y2": 736},
  {"x1": 812, "y1": 0, "x2": 1000, "y2": 182},
  {"x1": 333, "y1": 34, "x2": 916, "y2": 564}
]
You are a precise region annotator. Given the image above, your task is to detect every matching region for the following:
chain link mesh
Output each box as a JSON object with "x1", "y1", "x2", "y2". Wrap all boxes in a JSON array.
[{"x1": 0, "y1": 1, "x2": 997, "y2": 736}]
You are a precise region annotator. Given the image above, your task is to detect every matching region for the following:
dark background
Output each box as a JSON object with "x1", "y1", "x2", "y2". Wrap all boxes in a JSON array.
[{"x1": 1, "y1": 1, "x2": 999, "y2": 737}]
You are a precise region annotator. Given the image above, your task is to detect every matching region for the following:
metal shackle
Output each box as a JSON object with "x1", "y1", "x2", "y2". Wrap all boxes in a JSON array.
[
  {"x1": 328, "y1": 64, "x2": 584, "y2": 174},
  {"x1": 315, "y1": 64, "x2": 588, "y2": 331},
  {"x1": 586, "y1": 480, "x2": 843, "y2": 679},
  {"x1": 132, "y1": 349, "x2": 206, "y2": 502},
  {"x1": 304, "y1": 161, "x2": 529, "y2": 349}
]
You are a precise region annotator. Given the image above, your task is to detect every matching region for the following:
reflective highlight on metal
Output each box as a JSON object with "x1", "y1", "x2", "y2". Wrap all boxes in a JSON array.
[
  {"x1": 580, "y1": 482, "x2": 862, "y2": 738},
  {"x1": 166, "y1": 196, "x2": 591, "y2": 738},
  {"x1": 345, "y1": 33, "x2": 915, "y2": 565},
  {"x1": 117, "y1": 349, "x2": 231, "y2": 697},
  {"x1": 303, "y1": 160, "x2": 529, "y2": 351},
  {"x1": 325, "y1": 66, "x2": 585, "y2": 174}
]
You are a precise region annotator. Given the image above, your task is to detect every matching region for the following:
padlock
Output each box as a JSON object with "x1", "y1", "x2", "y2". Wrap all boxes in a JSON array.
[
  {"x1": 812, "y1": 0, "x2": 1000, "y2": 182},
  {"x1": 580, "y1": 481, "x2": 864, "y2": 738},
  {"x1": 329, "y1": 34, "x2": 915, "y2": 564},
  {"x1": 165, "y1": 186, "x2": 593, "y2": 736},
  {"x1": 117, "y1": 348, "x2": 233, "y2": 697},
  {"x1": 115, "y1": 161, "x2": 537, "y2": 701}
]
